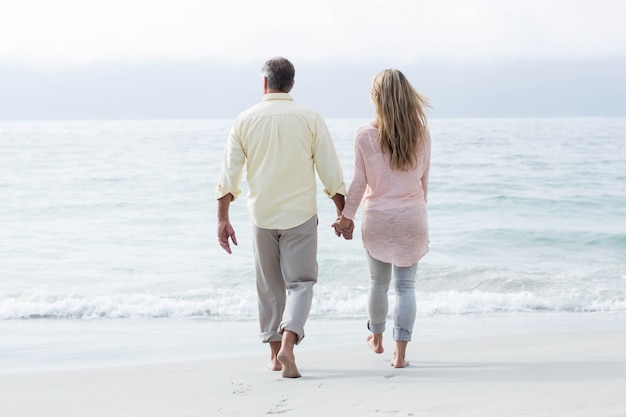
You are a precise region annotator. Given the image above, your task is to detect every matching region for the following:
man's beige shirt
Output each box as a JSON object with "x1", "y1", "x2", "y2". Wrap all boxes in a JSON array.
[{"x1": 216, "y1": 93, "x2": 346, "y2": 229}]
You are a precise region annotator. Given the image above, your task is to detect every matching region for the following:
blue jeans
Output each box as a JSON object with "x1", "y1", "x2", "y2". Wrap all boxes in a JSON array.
[{"x1": 365, "y1": 251, "x2": 418, "y2": 342}]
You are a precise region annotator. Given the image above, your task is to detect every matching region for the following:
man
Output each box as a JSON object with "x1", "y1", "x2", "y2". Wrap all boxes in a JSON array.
[{"x1": 216, "y1": 57, "x2": 348, "y2": 378}]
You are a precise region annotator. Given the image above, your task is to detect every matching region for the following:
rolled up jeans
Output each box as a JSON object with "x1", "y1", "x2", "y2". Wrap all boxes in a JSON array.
[{"x1": 365, "y1": 250, "x2": 418, "y2": 342}]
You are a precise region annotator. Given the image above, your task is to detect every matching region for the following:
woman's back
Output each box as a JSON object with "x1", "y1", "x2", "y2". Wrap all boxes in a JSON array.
[{"x1": 355, "y1": 123, "x2": 430, "y2": 212}]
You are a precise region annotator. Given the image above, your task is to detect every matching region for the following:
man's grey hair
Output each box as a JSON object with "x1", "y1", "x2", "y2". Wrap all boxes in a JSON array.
[{"x1": 262, "y1": 57, "x2": 295, "y2": 93}]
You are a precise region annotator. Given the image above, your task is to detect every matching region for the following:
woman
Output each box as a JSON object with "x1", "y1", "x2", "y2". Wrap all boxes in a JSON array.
[{"x1": 334, "y1": 69, "x2": 431, "y2": 368}]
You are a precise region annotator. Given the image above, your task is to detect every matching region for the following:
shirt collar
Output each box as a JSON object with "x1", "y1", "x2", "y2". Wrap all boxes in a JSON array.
[{"x1": 262, "y1": 93, "x2": 294, "y2": 102}]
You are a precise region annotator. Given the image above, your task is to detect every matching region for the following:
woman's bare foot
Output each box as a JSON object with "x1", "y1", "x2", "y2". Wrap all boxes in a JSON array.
[
  {"x1": 391, "y1": 351, "x2": 410, "y2": 368},
  {"x1": 391, "y1": 341, "x2": 409, "y2": 368},
  {"x1": 367, "y1": 333, "x2": 384, "y2": 354},
  {"x1": 277, "y1": 351, "x2": 301, "y2": 378}
]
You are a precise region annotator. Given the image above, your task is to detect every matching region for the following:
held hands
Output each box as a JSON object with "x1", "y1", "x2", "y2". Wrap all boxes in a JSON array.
[{"x1": 332, "y1": 214, "x2": 354, "y2": 240}]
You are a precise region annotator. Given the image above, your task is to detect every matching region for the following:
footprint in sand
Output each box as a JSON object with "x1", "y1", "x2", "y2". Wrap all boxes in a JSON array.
[
  {"x1": 266, "y1": 396, "x2": 293, "y2": 414},
  {"x1": 231, "y1": 382, "x2": 253, "y2": 395}
]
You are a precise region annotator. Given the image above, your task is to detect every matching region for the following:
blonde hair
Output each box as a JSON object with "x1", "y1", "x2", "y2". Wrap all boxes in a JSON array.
[{"x1": 370, "y1": 69, "x2": 431, "y2": 171}]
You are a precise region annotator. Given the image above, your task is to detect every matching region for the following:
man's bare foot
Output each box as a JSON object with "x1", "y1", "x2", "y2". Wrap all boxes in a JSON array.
[
  {"x1": 391, "y1": 351, "x2": 409, "y2": 368},
  {"x1": 367, "y1": 334, "x2": 384, "y2": 354},
  {"x1": 268, "y1": 358, "x2": 282, "y2": 371},
  {"x1": 277, "y1": 351, "x2": 301, "y2": 378},
  {"x1": 268, "y1": 341, "x2": 282, "y2": 371}
]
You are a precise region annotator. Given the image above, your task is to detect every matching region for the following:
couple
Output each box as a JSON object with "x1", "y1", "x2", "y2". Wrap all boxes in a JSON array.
[{"x1": 216, "y1": 57, "x2": 430, "y2": 378}]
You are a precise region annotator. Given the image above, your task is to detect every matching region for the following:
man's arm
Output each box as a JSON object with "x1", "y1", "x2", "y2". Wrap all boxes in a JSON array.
[
  {"x1": 332, "y1": 193, "x2": 345, "y2": 216},
  {"x1": 331, "y1": 193, "x2": 353, "y2": 240},
  {"x1": 217, "y1": 193, "x2": 237, "y2": 254}
]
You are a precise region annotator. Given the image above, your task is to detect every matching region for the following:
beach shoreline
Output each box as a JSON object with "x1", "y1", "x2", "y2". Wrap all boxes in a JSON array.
[
  {"x1": 1, "y1": 329, "x2": 625, "y2": 417},
  {"x1": 3, "y1": 311, "x2": 626, "y2": 374},
  {"x1": 2, "y1": 314, "x2": 626, "y2": 417}
]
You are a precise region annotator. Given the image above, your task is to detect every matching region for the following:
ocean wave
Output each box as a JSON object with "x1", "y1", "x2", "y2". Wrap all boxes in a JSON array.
[
  {"x1": 414, "y1": 290, "x2": 626, "y2": 314},
  {"x1": 0, "y1": 290, "x2": 257, "y2": 320},
  {"x1": 1, "y1": 287, "x2": 625, "y2": 320}
]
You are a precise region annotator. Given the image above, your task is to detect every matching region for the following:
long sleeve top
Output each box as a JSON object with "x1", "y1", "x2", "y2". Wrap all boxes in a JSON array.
[
  {"x1": 342, "y1": 122, "x2": 430, "y2": 267},
  {"x1": 216, "y1": 93, "x2": 346, "y2": 229}
]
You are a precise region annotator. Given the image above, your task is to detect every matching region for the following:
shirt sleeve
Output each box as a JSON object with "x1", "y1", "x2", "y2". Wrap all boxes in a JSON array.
[
  {"x1": 215, "y1": 123, "x2": 245, "y2": 200},
  {"x1": 342, "y1": 132, "x2": 367, "y2": 220},
  {"x1": 312, "y1": 114, "x2": 347, "y2": 198}
]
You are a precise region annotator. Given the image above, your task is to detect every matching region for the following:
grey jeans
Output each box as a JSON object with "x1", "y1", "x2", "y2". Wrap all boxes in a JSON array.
[
  {"x1": 365, "y1": 251, "x2": 418, "y2": 342},
  {"x1": 252, "y1": 215, "x2": 318, "y2": 344}
]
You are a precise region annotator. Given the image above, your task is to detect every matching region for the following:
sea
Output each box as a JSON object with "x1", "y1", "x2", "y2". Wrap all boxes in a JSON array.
[{"x1": 1, "y1": 117, "x2": 625, "y2": 373}]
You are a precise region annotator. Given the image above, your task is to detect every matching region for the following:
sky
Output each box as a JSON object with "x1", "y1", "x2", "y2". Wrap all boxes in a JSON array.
[{"x1": 1, "y1": 0, "x2": 625, "y2": 119}]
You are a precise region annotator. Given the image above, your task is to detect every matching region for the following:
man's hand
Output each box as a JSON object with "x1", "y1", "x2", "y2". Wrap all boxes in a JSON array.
[
  {"x1": 217, "y1": 193, "x2": 237, "y2": 254},
  {"x1": 332, "y1": 215, "x2": 354, "y2": 240},
  {"x1": 217, "y1": 220, "x2": 238, "y2": 254}
]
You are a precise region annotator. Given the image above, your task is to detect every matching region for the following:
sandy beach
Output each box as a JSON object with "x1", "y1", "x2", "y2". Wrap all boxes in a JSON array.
[{"x1": 2, "y1": 328, "x2": 625, "y2": 417}]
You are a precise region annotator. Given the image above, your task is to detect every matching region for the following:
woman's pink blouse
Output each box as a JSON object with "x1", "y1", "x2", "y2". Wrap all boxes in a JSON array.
[{"x1": 342, "y1": 122, "x2": 430, "y2": 267}]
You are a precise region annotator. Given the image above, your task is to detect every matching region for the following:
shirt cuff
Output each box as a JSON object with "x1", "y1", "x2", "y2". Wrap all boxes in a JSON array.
[
  {"x1": 323, "y1": 183, "x2": 347, "y2": 198},
  {"x1": 215, "y1": 185, "x2": 241, "y2": 201}
]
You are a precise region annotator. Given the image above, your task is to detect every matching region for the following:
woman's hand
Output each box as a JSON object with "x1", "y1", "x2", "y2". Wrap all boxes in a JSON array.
[{"x1": 332, "y1": 215, "x2": 354, "y2": 240}]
